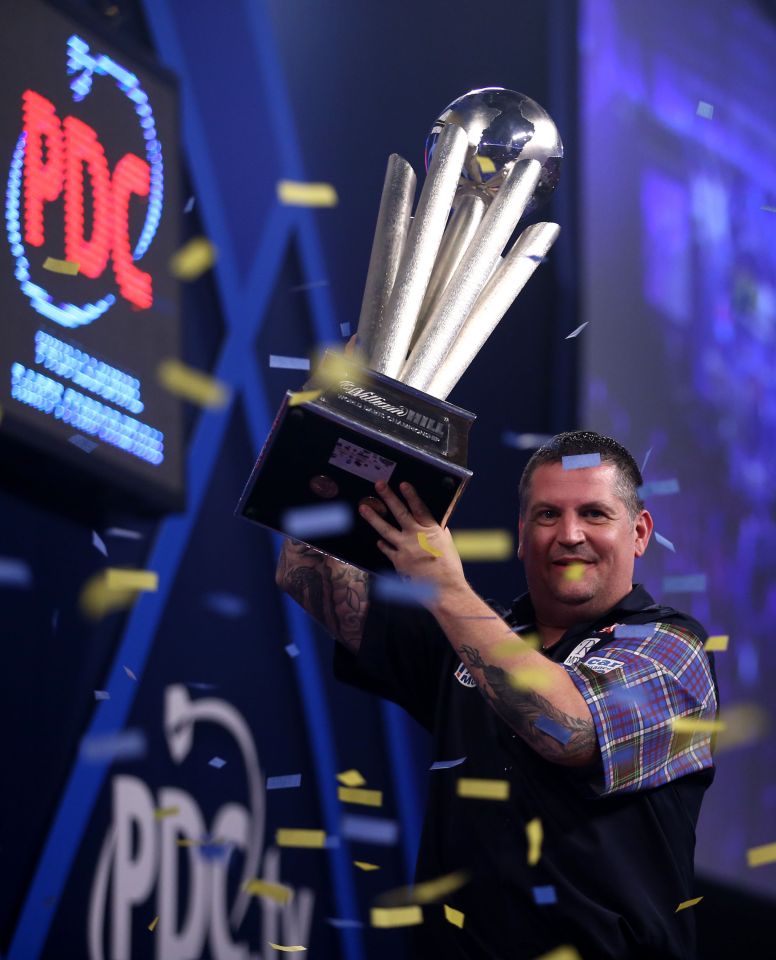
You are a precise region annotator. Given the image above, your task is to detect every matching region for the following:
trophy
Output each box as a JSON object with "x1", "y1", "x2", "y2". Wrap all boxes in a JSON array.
[{"x1": 236, "y1": 88, "x2": 562, "y2": 572}]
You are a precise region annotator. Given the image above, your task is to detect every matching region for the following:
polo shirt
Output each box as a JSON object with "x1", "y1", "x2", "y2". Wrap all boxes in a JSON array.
[{"x1": 334, "y1": 584, "x2": 717, "y2": 960}]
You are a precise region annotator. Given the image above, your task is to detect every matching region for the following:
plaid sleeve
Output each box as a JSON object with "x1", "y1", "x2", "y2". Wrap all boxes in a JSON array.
[{"x1": 563, "y1": 623, "x2": 717, "y2": 796}]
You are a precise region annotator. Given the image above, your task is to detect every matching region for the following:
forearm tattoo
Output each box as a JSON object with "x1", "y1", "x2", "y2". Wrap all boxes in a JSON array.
[
  {"x1": 459, "y1": 644, "x2": 597, "y2": 764},
  {"x1": 276, "y1": 540, "x2": 369, "y2": 653}
]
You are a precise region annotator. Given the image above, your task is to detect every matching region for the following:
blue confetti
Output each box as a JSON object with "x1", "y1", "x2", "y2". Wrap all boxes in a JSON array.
[
  {"x1": 69, "y1": 434, "x2": 97, "y2": 453},
  {"x1": 203, "y1": 592, "x2": 248, "y2": 618},
  {"x1": 565, "y1": 321, "x2": 589, "y2": 340},
  {"x1": 613, "y1": 624, "x2": 655, "y2": 639},
  {"x1": 501, "y1": 431, "x2": 554, "y2": 450},
  {"x1": 654, "y1": 532, "x2": 676, "y2": 552},
  {"x1": 0, "y1": 557, "x2": 32, "y2": 588},
  {"x1": 640, "y1": 447, "x2": 653, "y2": 474},
  {"x1": 94, "y1": 690, "x2": 110, "y2": 701},
  {"x1": 267, "y1": 773, "x2": 302, "y2": 790},
  {"x1": 124, "y1": 665, "x2": 137, "y2": 681},
  {"x1": 430, "y1": 757, "x2": 467, "y2": 770},
  {"x1": 183, "y1": 196, "x2": 195, "y2": 213},
  {"x1": 80, "y1": 729, "x2": 147, "y2": 762},
  {"x1": 663, "y1": 574, "x2": 707, "y2": 594},
  {"x1": 92, "y1": 530, "x2": 108, "y2": 557},
  {"x1": 198, "y1": 838, "x2": 232, "y2": 861},
  {"x1": 341, "y1": 814, "x2": 399, "y2": 846},
  {"x1": 340, "y1": 321, "x2": 351, "y2": 337},
  {"x1": 373, "y1": 574, "x2": 437, "y2": 607},
  {"x1": 532, "y1": 885, "x2": 557, "y2": 905},
  {"x1": 285, "y1": 643, "x2": 300, "y2": 658},
  {"x1": 269, "y1": 354, "x2": 310, "y2": 370},
  {"x1": 696, "y1": 100, "x2": 714, "y2": 119},
  {"x1": 105, "y1": 527, "x2": 142, "y2": 540},
  {"x1": 282, "y1": 502, "x2": 353, "y2": 538},
  {"x1": 637, "y1": 478, "x2": 680, "y2": 498},
  {"x1": 324, "y1": 835, "x2": 341, "y2": 849},
  {"x1": 562, "y1": 453, "x2": 601, "y2": 470},
  {"x1": 209, "y1": 756, "x2": 227, "y2": 769},
  {"x1": 534, "y1": 714, "x2": 572, "y2": 745},
  {"x1": 186, "y1": 681, "x2": 219, "y2": 691},
  {"x1": 326, "y1": 918, "x2": 364, "y2": 929}
]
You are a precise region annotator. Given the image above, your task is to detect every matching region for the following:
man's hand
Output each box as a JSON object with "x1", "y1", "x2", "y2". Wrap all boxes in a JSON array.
[{"x1": 358, "y1": 481, "x2": 467, "y2": 602}]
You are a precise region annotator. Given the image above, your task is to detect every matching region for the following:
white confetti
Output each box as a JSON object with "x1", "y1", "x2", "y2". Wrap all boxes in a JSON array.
[
  {"x1": 0, "y1": 557, "x2": 32, "y2": 587},
  {"x1": 281, "y1": 502, "x2": 353, "y2": 538},
  {"x1": 92, "y1": 531, "x2": 108, "y2": 557},
  {"x1": 269, "y1": 355, "x2": 310, "y2": 370},
  {"x1": 565, "y1": 321, "x2": 589, "y2": 340}
]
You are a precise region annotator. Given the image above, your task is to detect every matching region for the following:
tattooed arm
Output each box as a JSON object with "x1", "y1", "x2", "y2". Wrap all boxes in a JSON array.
[{"x1": 275, "y1": 539, "x2": 370, "y2": 654}]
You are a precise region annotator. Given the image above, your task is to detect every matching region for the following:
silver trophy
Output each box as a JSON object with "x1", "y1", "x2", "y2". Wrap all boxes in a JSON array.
[{"x1": 237, "y1": 88, "x2": 562, "y2": 571}]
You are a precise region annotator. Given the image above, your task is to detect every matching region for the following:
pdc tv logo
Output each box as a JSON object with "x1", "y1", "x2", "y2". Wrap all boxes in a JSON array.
[{"x1": 6, "y1": 35, "x2": 164, "y2": 329}]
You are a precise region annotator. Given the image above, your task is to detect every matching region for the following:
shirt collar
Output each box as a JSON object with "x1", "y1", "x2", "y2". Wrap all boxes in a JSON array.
[{"x1": 509, "y1": 584, "x2": 657, "y2": 636}]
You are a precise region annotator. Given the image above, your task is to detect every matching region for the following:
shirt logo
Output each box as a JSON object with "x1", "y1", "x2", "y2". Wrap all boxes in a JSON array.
[
  {"x1": 564, "y1": 638, "x2": 599, "y2": 667},
  {"x1": 454, "y1": 662, "x2": 477, "y2": 688},
  {"x1": 583, "y1": 656, "x2": 624, "y2": 675}
]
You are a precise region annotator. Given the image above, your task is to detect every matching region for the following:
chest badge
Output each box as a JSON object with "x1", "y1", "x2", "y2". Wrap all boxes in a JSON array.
[{"x1": 454, "y1": 662, "x2": 478, "y2": 688}]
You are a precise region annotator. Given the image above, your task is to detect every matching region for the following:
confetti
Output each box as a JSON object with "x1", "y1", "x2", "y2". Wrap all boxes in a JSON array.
[
  {"x1": 373, "y1": 574, "x2": 437, "y2": 606},
  {"x1": 186, "y1": 681, "x2": 218, "y2": 690},
  {"x1": 507, "y1": 667, "x2": 553, "y2": 693},
  {"x1": 183, "y1": 195, "x2": 195, "y2": 213},
  {"x1": 287, "y1": 389, "x2": 323, "y2": 407},
  {"x1": 124, "y1": 665, "x2": 137, "y2": 681},
  {"x1": 565, "y1": 321, "x2": 589, "y2": 339},
  {"x1": 613, "y1": 624, "x2": 654, "y2": 639},
  {"x1": 501, "y1": 431, "x2": 554, "y2": 450},
  {"x1": 148, "y1": 916, "x2": 159, "y2": 932},
  {"x1": 105, "y1": 527, "x2": 143, "y2": 540},
  {"x1": 532, "y1": 885, "x2": 557, "y2": 905},
  {"x1": 337, "y1": 769, "x2": 367, "y2": 787},
  {"x1": 209, "y1": 756, "x2": 227, "y2": 769},
  {"x1": 746, "y1": 842, "x2": 776, "y2": 868},
  {"x1": 80, "y1": 729, "x2": 147, "y2": 762},
  {"x1": 324, "y1": 836, "x2": 341, "y2": 849},
  {"x1": 69, "y1": 434, "x2": 97, "y2": 453},
  {"x1": 277, "y1": 179, "x2": 338, "y2": 207},
  {"x1": 326, "y1": 918, "x2": 363, "y2": 929},
  {"x1": 671, "y1": 717, "x2": 726, "y2": 734},
  {"x1": 289, "y1": 279, "x2": 330, "y2": 293},
  {"x1": 267, "y1": 773, "x2": 302, "y2": 790},
  {"x1": 526, "y1": 817, "x2": 543, "y2": 866},
  {"x1": 654, "y1": 532, "x2": 675, "y2": 552},
  {"x1": 456, "y1": 778, "x2": 510, "y2": 801},
  {"x1": 430, "y1": 757, "x2": 466, "y2": 771},
  {"x1": 562, "y1": 453, "x2": 601, "y2": 470},
  {"x1": 285, "y1": 643, "x2": 300, "y2": 658},
  {"x1": 243, "y1": 879, "x2": 294, "y2": 904},
  {"x1": 444, "y1": 904, "x2": 465, "y2": 928},
  {"x1": 42, "y1": 256, "x2": 79, "y2": 275},
  {"x1": 370, "y1": 906, "x2": 423, "y2": 928},
  {"x1": 158, "y1": 359, "x2": 229, "y2": 408},
  {"x1": 154, "y1": 806, "x2": 180, "y2": 820},
  {"x1": 536, "y1": 949, "x2": 582, "y2": 960},
  {"x1": 94, "y1": 690, "x2": 110, "y2": 701},
  {"x1": 714, "y1": 704, "x2": 768, "y2": 752},
  {"x1": 92, "y1": 531, "x2": 108, "y2": 557},
  {"x1": 338, "y1": 787, "x2": 383, "y2": 807},
  {"x1": 282, "y1": 502, "x2": 353, "y2": 538},
  {"x1": 535, "y1": 714, "x2": 573, "y2": 745},
  {"x1": 341, "y1": 815, "x2": 399, "y2": 846},
  {"x1": 340, "y1": 321, "x2": 351, "y2": 337},
  {"x1": 761, "y1": 205, "x2": 776, "y2": 213},
  {"x1": 640, "y1": 447, "x2": 653, "y2": 474},
  {"x1": 376, "y1": 870, "x2": 468, "y2": 907},
  {"x1": 451, "y1": 530, "x2": 513, "y2": 562},
  {"x1": 417, "y1": 531, "x2": 443, "y2": 557},
  {"x1": 476, "y1": 155, "x2": 496, "y2": 174},
  {"x1": 637, "y1": 478, "x2": 680, "y2": 497},
  {"x1": 562, "y1": 562, "x2": 587, "y2": 582},
  {"x1": 675, "y1": 896, "x2": 703, "y2": 912},
  {"x1": 107, "y1": 568, "x2": 158, "y2": 592},
  {"x1": 662, "y1": 574, "x2": 706, "y2": 594},
  {"x1": 268, "y1": 944, "x2": 307, "y2": 953},
  {"x1": 276, "y1": 828, "x2": 327, "y2": 848},
  {"x1": 696, "y1": 100, "x2": 714, "y2": 119},
  {"x1": 704, "y1": 634, "x2": 729, "y2": 652},
  {"x1": 0, "y1": 557, "x2": 32, "y2": 587},
  {"x1": 169, "y1": 236, "x2": 217, "y2": 280},
  {"x1": 203, "y1": 592, "x2": 248, "y2": 618},
  {"x1": 354, "y1": 861, "x2": 380, "y2": 871}
]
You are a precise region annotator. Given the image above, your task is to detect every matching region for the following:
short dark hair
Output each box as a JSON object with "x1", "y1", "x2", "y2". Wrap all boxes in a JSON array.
[{"x1": 518, "y1": 430, "x2": 644, "y2": 519}]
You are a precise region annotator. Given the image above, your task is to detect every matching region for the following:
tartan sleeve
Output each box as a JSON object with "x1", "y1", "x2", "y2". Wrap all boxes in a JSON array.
[{"x1": 563, "y1": 623, "x2": 717, "y2": 796}]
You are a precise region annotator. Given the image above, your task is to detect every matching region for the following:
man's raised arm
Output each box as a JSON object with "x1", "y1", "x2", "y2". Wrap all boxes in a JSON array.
[{"x1": 275, "y1": 539, "x2": 370, "y2": 654}]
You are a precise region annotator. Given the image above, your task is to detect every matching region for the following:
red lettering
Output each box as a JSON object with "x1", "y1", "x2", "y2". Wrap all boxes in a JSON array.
[
  {"x1": 63, "y1": 116, "x2": 113, "y2": 279},
  {"x1": 22, "y1": 90, "x2": 64, "y2": 248},
  {"x1": 112, "y1": 153, "x2": 152, "y2": 309}
]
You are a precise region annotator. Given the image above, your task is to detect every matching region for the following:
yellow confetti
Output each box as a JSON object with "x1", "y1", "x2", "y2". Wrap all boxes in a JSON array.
[
  {"x1": 417, "y1": 531, "x2": 443, "y2": 557},
  {"x1": 288, "y1": 389, "x2": 323, "y2": 407},
  {"x1": 154, "y1": 806, "x2": 180, "y2": 820},
  {"x1": 456, "y1": 778, "x2": 510, "y2": 801},
  {"x1": 370, "y1": 905, "x2": 423, "y2": 928},
  {"x1": 169, "y1": 236, "x2": 217, "y2": 280},
  {"x1": 535, "y1": 948, "x2": 583, "y2": 960},
  {"x1": 105, "y1": 568, "x2": 159, "y2": 592},
  {"x1": 42, "y1": 256, "x2": 80, "y2": 275},
  {"x1": 508, "y1": 667, "x2": 553, "y2": 693},
  {"x1": 376, "y1": 870, "x2": 468, "y2": 907},
  {"x1": 444, "y1": 903, "x2": 465, "y2": 928},
  {"x1": 148, "y1": 916, "x2": 159, "y2": 932},
  {"x1": 526, "y1": 817, "x2": 543, "y2": 866},
  {"x1": 243, "y1": 878, "x2": 294, "y2": 904},
  {"x1": 338, "y1": 786, "x2": 383, "y2": 807},
  {"x1": 475, "y1": 155, "x2": 496, "y2": 174},
  {"x1": 675, "y1": 896, "x2": 703, "y2": 912},
  {"x1": 747, "y1": 841, "x2": 776, "y2": 868},
  {"x1": 451, "y1": 529, "x2": 513, "y2": 562},
  {"x1": 311, "y1": 350, "x2": 352, "y2": 389},
  {"x1": 563, "y1": 562, "x2": 587, "y2": 582},
  {"x1": 704, "y1": 634, "x2": 729, "y2": 652},
  {"x1": 176, "y1": 839, "x2": 195, "y2": 847},
  {"x1": 79, "y1": 568, "x2": 158, "y2": 619},
  {"x1": 715, "y1": 704, "x2": 769, "y2": 753},
  {"x1": 491, "y1": 633, "x2": 541, "y2": 656},
  {"x1": 275, "y1": 828, "x2": 326, "y2": 848},
  {"x1": 671, "y1": 717, "x2": 726, "y2": 735},
  {"x1": 268, "y1": 945, "x2": 307, "y2": 953},
  {"x1": 157, "y1": 358, "x2": 229, "y2": 408},
  {"x1": 354, "y1": 861, "x2": 380, "y2": 871},
  {"x1": 277, "y1": 179, "x2": 338, "y2": 207},
  {"x1": 337, "y1": 769, "x2": 366, "y2": 787}
]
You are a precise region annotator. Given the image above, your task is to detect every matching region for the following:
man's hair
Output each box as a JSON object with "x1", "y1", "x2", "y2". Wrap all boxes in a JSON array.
[{"x1": 518, "y1": 431, "x2": 644, "y2": 520}]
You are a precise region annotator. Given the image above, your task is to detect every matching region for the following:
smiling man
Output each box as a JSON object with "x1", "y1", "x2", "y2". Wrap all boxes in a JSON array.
[{"x1": 276, "y1": 431, "x2": 717, "y2": 960}]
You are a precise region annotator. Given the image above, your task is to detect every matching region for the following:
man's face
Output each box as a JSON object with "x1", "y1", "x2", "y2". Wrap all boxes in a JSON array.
[{"x1": 518, "y1": 461, "x2": 653, "y2": 626}]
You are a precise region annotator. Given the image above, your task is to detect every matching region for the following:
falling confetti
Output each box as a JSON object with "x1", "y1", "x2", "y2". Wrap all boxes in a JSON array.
[
  {"x1": 675, "y1": 896, "x2": 703, "y2": 912},
  {"x1": 169, "y1": 236, "x2": 217, "y2": 280},
  {"x1": 376, "y1": 870, "x2": 468, "y2": 907},
  {"x1": 243, "y1": 879, "x2": 294, "y2": 904},
  {"x1": 532, "y1": 885, "x2": 557, "y2": 905},
  {"x1": 456, "y1": 778, "x2": 510, "y2": 800},
  {"x1": 42, "y1": 256, "x2": 79, "y2": 275},
  {"x1": 94, "y1": 690, "x2": 110, "y2": 701},
  {"x1": 289, "y1": 279, "x2": 330, "y2": 293},
  {"x1": 277, "y1": 179, "x2": 338, "y2": 207},
  {"x1": 108, "y1": 569, "x2": 158, "y2": 592},
  {"x1": 285, "y1": 643, "x2": 300, "y2": 658},
  {"x1": 276, "y1": 828, "x2": 327, "y2": 848},
  {"x1": 105, "y1": 527, "x2": 143, "y2": 540},
  {"x1": 326, "y1": 918, "x2": 363, "y2": 929},
  {"x1": 430, "y1": 757, "x2": 466, "y2": 771},
  {"x1": 536, "y1": 949, "x2": 582, "y2": 960},
  {"x1": 638, "y1": 478, "x2": 680, "y2": 497},
  {"x1": 654, "y1": 532, "x2": 675, "y2": 552},
  {"x1": 613, "y1": 624, "x2": 654, "y2": 639},
  {"x1": 562, "y1": 453, "x2": 601, "y2": 470},
  {"x1": 203, "y1": 592, "x2": 248, "y2": 618},
  {"x1": 158, "y1": 359, "x2": 229, "y2": 408},
  {"x1": 662, "y1": 574, "x2": 707, "y2": 594},
  {"x1": 341, "y1": 815, "x2": 399, "y2": 846},
  {"x1": 501, "y1": 431, "x2": 554, "y2": 450},
  {"x1": 704, "y1": 635, "x2": 729, "y2": 652},
  {"x1": 269, "y1": 354, "x2": 311, "y2": 370},
  {"x1": 282, "y1": 502, "x2": 353, "y2": 538},
  {"x1": 451, "y1": 530, "x2": 513, "y2": 562},
  {"x1": 183, "y1": 196, "x2": 195, "y2": 213},
  {"x1": 69, "y1": 434, "x2": 97, "y2": 453},
  {"x1": 0, "y1": 557, "x2": 32, "y2": 587},
  {"x1": 507, "y1": 667, "x2": 553, "y2": 693},
  {"x1": 526, "y1": 817, "x2": 543, "y2": 866},
  {"x1": 80, "y1": 729, "x2": 147, "y2": 762},
  {"x1": 268, "y1": 944, "x2": 307, "y2": 953},
  {"x1": 92, "y1": 531, "x2": 108, "y2": 557},
  {"x1": 353, "y1": 861, "x2": 380, "y2": 871},
  {"x1": 562, "y1": 562, "x2": 587, "y2": 582},
  {"x1": 124, "y1": 665, "x2": 137, "y2": 681},
  {"x1": 565, "y1": 321, "x2": 589, "y2": 340},
  {"x1": 671, "y1": 717, "x2": 725, "y2": 735},
  {"x1": 373, "y1": 575, "x2": 437, "y2": 606},
  {"x1": 640, "y1": 447, "x2": 653, "y2": 474},
  {"x1": 148, "y1": 916, "x2": 159, "y2": 932},
  {"x1": 535, "y1": 714, "x2": 573, "y2": 745},
  {"x1": 417, "y1": 531, "x2": 443, "y2": 557},
  {"x1": 746, "y1": 841, "x2": 776, "y2": 868},
  {"x1": 444, "y1": 904, "x2": 465, "y2": 928},
  {"x1": 267, "y1": 774, "x2": 302, "y2": 790},
  {"x1": 287, "y1": 389, "x2": 323, "y2": 407},
  {"x1": 337, "y1": 769, "x2": 367, "y2": 788},
  {"x1": 370, "y1": 905, "x2": 423, "y2": 928},
  {"x1": 696, "y1": 100, "x2": 714, "y2": 119},
  {"x1": 154, "y1": 806, "x2": 180, "y2": 820},
  {"x1": 209, "y1": 756, "x2": 227, "y2": 769},
  {"x1": 338, "y1": 787, "x2": 383, "y2": 807},
  {"x1": 340, "y1": 321, "x2": 351, "y2": 337}
]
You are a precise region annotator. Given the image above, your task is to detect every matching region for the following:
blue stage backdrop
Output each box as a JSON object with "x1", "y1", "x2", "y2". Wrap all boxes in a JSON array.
[
  {"x1": 581, "y1": 0, "x2": 776, "y2": 899},
  {"x1": 0, "y1": 1, "x2": 578, "y2": 958}
]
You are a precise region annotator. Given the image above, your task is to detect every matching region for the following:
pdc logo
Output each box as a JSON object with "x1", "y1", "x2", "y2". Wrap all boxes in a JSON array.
[{"x1": 6, "y1": 35, "x2": 164, "y2": 329}]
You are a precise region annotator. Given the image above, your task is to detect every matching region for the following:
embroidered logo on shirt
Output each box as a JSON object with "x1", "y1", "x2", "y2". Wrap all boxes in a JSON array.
[
  {"x1": 454, "y1": 662, "x2": 477, "y2": 688},
  {"x1": 582, "y1": 656, "x2": 624, "y2": 675},
  {"x1": 564, "y1": 638, "x2": 599, "y2": 667}
]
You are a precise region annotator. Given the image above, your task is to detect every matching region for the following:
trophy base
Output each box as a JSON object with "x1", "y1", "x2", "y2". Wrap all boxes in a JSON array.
[{"x1": 236, "y1": 355, "x2": 475, "y2": 573}]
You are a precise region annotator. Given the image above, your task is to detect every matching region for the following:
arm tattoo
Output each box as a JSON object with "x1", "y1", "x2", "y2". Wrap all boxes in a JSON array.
[
  {"x1": 276, "y1": 540, "x2": 369, "y2": 653},
  {"x1": 460, "y1": 644, "x2": 598, "y2": 765}
]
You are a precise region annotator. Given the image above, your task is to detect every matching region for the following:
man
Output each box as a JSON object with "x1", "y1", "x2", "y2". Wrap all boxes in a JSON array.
[{"x1": 275, "y1": 431, "x2": 717, "y2": 959}]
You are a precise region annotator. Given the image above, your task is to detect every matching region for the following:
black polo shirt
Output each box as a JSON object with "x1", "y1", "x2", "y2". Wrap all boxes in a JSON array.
[{"x1": 334, "y1": 584, "x2": 717, "y2": 960}]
